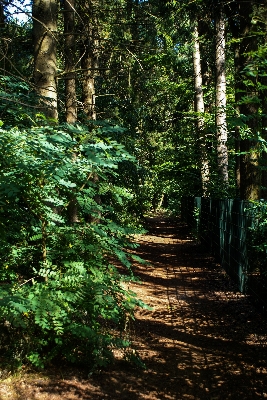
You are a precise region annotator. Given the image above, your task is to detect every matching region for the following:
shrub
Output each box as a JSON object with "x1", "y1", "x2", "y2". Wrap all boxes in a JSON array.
[{"x1": 0, "y1": 122, "x2": 147, "y2": 370}]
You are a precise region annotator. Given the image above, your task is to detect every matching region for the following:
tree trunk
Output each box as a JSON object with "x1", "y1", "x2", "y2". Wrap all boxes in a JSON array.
[
  {"x1": 215, "y1": 3, "x2": 228, "y2": 185},
  {"x1": 234, "y1": 28, "x2": 241, "y2": 195},
  {"x1": 237, "y1": 0, "x2": 261, "y2": 200},
  {"x1": 64, "y1": 0, "x2": 79, "y2": 222},
  {"x1": 193, "y1": 23, "x2": 210, "y2": 196},
  {"x1": 259, "y1": 0, "x2": 267, "y2": 199},
  {"x1": 64, "y1": 0, "x2": 77, "y2": 124},
  {"x1": 32, "y1": 0, "x2": 58, "y2": 120},
  {"x1": 80, "y1": 1, "x2": 98, "y2": 120}
]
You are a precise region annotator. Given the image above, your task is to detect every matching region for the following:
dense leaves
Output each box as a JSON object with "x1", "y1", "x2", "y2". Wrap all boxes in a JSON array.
[{"x1": 0, "y1": 120, "x2": 148, "y2": 369}]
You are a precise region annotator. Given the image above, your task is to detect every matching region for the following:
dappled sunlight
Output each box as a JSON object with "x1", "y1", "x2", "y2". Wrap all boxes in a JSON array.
[
  {"x1": 128, "y1": 217, "x2": 267, "y2": 399},
  {"x1": 2, "y1": 216, "x2": 267, "y2": 399}
]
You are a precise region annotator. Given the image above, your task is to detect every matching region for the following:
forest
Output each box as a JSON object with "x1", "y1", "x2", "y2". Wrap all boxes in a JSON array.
[{"x1": 0, "y1": 0, "x2": 267, "y2": 371}]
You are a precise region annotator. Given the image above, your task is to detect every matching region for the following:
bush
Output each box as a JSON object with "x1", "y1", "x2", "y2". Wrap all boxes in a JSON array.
[{"x1": 0, "y1": 122, "x2": 147, "y2": 370}]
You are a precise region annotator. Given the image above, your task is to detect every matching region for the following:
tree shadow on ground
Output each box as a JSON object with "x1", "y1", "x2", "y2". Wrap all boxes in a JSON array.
[{"x1": 2, "y1": 217, "x2": 267, "y2": 400}]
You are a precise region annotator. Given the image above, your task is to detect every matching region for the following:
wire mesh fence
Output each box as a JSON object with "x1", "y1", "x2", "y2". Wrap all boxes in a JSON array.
[{"x1": 181, "y1": 197, "x2": 267, "y2": 311}]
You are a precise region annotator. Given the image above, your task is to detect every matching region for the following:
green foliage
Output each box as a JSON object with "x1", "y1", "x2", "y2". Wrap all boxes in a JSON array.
[
  {"x1": 0, "y1": 122, "x2": 148, "y2": 370},
  {"x1": 247, "y1": 201, "x2": 267, "y2": 284},
  {"x1": 0, "y1": 76, "x2": 39, "y2": 127}
]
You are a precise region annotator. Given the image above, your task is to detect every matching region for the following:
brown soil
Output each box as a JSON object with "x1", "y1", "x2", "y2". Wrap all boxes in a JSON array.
[{"x1": 1, "y1": 216, "x2": 267, "y2": 400}]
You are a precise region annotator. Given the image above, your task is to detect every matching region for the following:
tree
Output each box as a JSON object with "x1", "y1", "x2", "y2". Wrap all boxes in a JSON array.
[
  {"x1": 64, "y1": 0, "x2": 77, "y2": 123},
  {"x1": 259, "y1": 0, "x2": 267, "y2": 199},
  {"x1": 215, "y1": 2, "x2": 228, "y2": 185},
  {"x1": 32, "y1": 0, "x2": 58, "y2": 120},
  {"x1": 193, "y1": 21, "x2": 210, "y2": 195},
  {"x1": 236, "y1": 0, "x2": 261, "y2": 199},
  {"x1": 80, "y1": 0, "x2": 98, "y2": 120}
]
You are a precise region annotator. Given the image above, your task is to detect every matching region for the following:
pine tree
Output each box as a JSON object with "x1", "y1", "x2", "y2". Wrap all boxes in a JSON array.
[{"x1": 32, "y1": 0, "x2": 58, "y2": 120}]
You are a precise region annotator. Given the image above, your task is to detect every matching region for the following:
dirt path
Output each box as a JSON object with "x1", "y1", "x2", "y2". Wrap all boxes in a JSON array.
[{"x1": 1, "y1": 217, "x2": 267, "y2": 399}]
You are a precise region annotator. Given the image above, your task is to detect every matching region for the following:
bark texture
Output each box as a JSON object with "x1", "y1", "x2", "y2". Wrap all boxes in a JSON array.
[
  {"x1": 33, "y1": 0, "x2": 58, "y2": 120},
  {"x1": 215, "y1": 4, "x2": 228, "y2": 185},
  {"x1": 193, "y1": 23, "x2": 210, "y2": 196},
  {"x1": 64, "y1": 0, "x2": 77, "y2": 124},
  {"x1": 80, "y1": 1, "x2": 98, "y2": 120}
]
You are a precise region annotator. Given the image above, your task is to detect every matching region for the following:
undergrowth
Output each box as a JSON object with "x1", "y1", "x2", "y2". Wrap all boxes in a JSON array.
[{"x1": 0, "y1": 121, "x2": 148, "y2": 371}]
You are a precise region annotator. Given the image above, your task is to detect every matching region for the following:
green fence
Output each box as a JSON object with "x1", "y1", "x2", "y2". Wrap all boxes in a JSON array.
[{"x1": 181, "y1": 197, "x2": 267, "y2": 311}]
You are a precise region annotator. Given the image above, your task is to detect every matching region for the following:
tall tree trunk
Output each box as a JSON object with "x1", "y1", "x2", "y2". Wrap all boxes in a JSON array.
[
  {"x1": 237, "y1": 0, "x2": 261, "y2": 200},
  {"x1": 259, "y1": 0, "x2": 267, "y2": 199},
  {"x1": 81, "y1": 1, "x2": 98, "y2": 120},
  {"x1": 32, "y1": 0, "x2": 58, "y2": 120},
  {"x1": 64, "y1": 0, "x2": 79, "y2": 223},
  {"x1": 233, "y1": 26, "x2": 241, "y2": 195},
  {"x1": 64, "y1": 0, "x2": 77, "y2": 124},
  {"x1": 215, "y1": 3, "x2": 228, "y2": 185},
  {"x1": 193, "y1": 22, "x2": 210, "y2": 196}
]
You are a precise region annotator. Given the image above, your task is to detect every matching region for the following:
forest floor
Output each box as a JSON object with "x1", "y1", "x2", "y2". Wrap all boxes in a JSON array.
[{"x1": 1, "y1": 216, "x2": 267, "y2": 399}]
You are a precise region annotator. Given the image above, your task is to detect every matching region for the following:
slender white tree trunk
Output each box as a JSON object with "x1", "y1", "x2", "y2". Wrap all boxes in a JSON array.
[
  {"x1": 215, "y1": 5, "x2": 228, "y2": 184},
  {"x1": 193, "y1": 23, "x2": 210, "y2": 195}
]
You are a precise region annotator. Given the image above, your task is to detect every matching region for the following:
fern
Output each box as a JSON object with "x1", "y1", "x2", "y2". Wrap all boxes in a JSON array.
[{"x1": 0, "y1": 122, "x2": 147, "y2": 369}]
